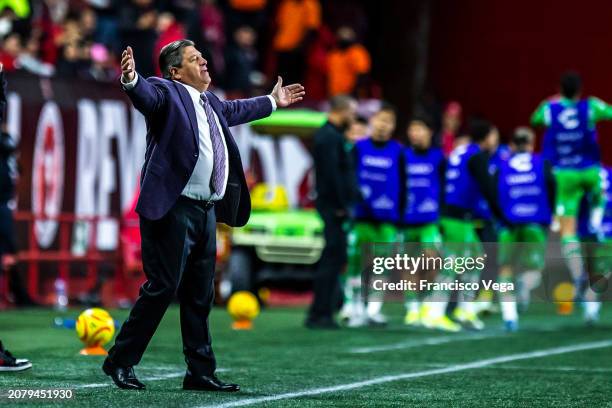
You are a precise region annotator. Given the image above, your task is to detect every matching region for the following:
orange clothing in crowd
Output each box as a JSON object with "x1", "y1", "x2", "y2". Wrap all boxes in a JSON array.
[
  {"x1": 229, "y1": 0, "x2": 267, "y2": 11},
  {"x1": 273, "y1": 0, "x2": 321, "y2": 51},
  {"x1": 327, "y1": 44, "x2": 371, "y2": 96}
]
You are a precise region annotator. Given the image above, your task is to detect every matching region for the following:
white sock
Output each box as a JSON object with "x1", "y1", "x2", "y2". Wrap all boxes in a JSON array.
[
  {"x1": 518, "y1": 270, "x2": 541, "y2": 306},
  {"x1": 520, "y1": 270, "x2": 542, "y2": 291},
  {"x1": 590, "y1": 207, "x2": 604, "y2": 231},
  {"x1": 406, "y1": 300, "x2": 420, "y2": 313},
  {"x1": 501, "y1": 300, "x2": 518, "y2": 321},
  {"x1": 584, "y1": 287, "x2": 598, "y2": 302},
  {"x1": 423, "y1": 301, "x2": 447, "y2": 318},
  {"x1": 562, "y1": 240, "x2": 586, "y2": 284},
  {"x1": 584, "y1": 301, "x2": 601, "y2": 321},
  {"x1": 367, "y1": 301, "x2": 383, "y2": 317},
  {"x1": 352, "y1": 300, "x2": 365, "y2": 318}
]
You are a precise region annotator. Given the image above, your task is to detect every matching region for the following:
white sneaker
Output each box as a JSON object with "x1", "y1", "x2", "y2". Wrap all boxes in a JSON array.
[
  {"x1": 347, "y1": 313, "x2": 368, "y2": 328},
  {"x1": 339, "y1": 302, "x2": 354, "y2": 323},
  {"x1": 453, "y1": 307, "x2": 485, "y2": 331},
  {"x1": 367, "y1": 312, "x2": 388, "y2": 326}
]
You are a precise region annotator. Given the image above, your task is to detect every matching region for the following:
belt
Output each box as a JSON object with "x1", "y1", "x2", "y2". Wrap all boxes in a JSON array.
[
  {"x1": 202, "y1": 199, "x2": 215, "y2": 210},
  {"x1": 179, "y1": 195, "x2": 216, "y2": 210}
]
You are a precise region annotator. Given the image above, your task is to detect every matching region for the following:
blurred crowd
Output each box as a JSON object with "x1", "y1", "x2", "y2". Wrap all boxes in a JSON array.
[{"x1": 0, "y1": 0, "x2": 373, "y2": 99}]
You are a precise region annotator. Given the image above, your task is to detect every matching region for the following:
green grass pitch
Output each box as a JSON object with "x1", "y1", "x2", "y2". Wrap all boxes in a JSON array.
[{"x1": 0, "y1": 303, "x2": 611, "y2": 407}]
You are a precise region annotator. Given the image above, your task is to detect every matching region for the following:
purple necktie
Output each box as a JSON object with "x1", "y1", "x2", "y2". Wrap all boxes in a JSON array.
[{"x1": 200, "y1": 93, "x2": 226, "y2": 195}]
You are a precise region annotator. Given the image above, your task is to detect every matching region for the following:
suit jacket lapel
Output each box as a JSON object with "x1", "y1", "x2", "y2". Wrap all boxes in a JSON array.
[{"x1": 174, "y1": 82, "x2": 199, "y2": 146}]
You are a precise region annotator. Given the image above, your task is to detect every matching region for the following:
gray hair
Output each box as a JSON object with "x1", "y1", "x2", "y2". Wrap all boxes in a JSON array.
[
  {"x1": 158, "y1": 39, "x2": 195, "y2": 79},
  {"x1": 329, "y1": 94, "x2": 356, "y2": 112}
]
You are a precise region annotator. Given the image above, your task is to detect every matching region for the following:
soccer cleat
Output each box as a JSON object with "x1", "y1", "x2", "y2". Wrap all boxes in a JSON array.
[
  {"x1": 453, "y1": 307, "x2": 485, "y2": 331},
  {"x1": 404, "y1": 309, "x2": 421, "y2": 327},
  {"x1": 503, "y1": 320, "x2": 519, "y2": 333},
  {"x1": 421, "y1": 314, "x2": 462, "y2": 332},
  {"x1": 0, "y1": 342, "x2": 32, "y2": 372},
  {"x1": 346, "y1": 312, "x2": 368, "y2": 328},
  {"x1": 367, "y1": 313, "x2": 388, "y2": 327}
]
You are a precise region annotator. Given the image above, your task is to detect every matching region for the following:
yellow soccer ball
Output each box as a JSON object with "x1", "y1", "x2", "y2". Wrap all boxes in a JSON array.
[
  {"x1": 227, "y1": 291, "x2": 260, "y2": 322},
  {"x1": 75, "y1": 308, "x2": 115, "y2": 347}
]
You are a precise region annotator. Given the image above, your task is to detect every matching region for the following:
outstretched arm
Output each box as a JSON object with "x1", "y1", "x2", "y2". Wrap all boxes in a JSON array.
[
  {"x1": 220, "y1": 76, "x2": 306, "y2": 127},
  {"x1": 120, "y1": 46, "x2": 167, "y2": 115}
]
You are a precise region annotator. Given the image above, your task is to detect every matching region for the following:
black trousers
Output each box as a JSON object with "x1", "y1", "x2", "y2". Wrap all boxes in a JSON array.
[
  {"x1": 109, "y1": 197, "x2": 217, "y2": 376},
  {"x1": 308, "y1": 207, "x2": 347, "y2": 321}
]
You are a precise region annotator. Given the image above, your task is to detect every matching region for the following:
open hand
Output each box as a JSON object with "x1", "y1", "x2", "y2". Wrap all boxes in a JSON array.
[
  {"x1": 271, "y1": 76, "x2": 305, "y2": 107},
  {"x1": 121, "y1": 46, "x2": 136, "y2": 83}
]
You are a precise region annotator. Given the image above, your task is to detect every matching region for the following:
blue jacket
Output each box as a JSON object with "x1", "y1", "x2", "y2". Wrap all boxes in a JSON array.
[{"x1": 124, "y1": 75, "x2": 273, "y2": 225}]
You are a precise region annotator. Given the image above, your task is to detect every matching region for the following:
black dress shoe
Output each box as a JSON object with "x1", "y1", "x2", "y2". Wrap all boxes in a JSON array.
[
  {"x1": 102, "y1": 358, "x2": 146, "y2": 390},
  {"x1": 183, "y1": 374, "x2": 240, "y2": 392}
]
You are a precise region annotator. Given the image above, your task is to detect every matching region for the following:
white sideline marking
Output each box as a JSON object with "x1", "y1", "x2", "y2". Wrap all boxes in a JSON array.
[
  {"x1": 349, "y1": 333, "x2": 501, "y2": 354},
  {"x1": 76, "y1": 368, "x2": 228, "y2": 389},
  {"x1": 486, "y1": 365, "x2": 612, "y2": 373},
  {"x1": 199, "y1": 340, "x2": 612, "y2": 408}
]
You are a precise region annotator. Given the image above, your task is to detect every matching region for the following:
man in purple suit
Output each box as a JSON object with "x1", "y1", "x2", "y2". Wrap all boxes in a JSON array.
[{"x1": 102, "y1": 40, "x2": 305, "y2": 392}]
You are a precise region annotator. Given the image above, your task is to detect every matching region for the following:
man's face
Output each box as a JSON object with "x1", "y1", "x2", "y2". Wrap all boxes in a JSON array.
[
  {"x1": 171, "y1": 46, "x2": 211, "y2": 91},
  {"x1": 370, "y1": 110, "x2": 396, "y2": 141},
  {"x1": 407, "y1": 121, "x2": 432, "y2": 149},
  {"x1": 338, "y1": 102, "x2": 357, "y2": 129},
  {"x1": 482, "y1": 128, "x2": 500, "y2": 152}
]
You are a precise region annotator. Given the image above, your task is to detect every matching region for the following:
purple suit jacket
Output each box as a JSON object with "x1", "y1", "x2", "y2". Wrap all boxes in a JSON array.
[{"x1": 124, "y1": 75, "x2": 272, "y2": 225}]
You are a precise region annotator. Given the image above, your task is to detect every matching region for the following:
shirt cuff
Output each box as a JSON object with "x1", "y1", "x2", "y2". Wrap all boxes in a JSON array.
[
  {"x1": 121, "y1": 73, "x2": 139, "y2": 90},
  {"x1": 267, "y1": 95, "x2": 277, "y2": 111}
]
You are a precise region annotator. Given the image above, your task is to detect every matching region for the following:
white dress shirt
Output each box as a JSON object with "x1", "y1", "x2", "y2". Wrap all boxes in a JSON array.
[{"x1": 122, "y1": 73, "x2": 277, "y2": 201}]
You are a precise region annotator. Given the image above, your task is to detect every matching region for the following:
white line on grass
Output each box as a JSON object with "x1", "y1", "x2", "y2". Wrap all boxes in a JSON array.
[
  {"x1": 349, "y1": 332, "x2": 502, "y2": 354},
  {"x1": 199, "y1": 340, "x2": 612, "y2": 408},
  {"x1": 484, "y1": 365, "x2": 612, "y2": 373}
]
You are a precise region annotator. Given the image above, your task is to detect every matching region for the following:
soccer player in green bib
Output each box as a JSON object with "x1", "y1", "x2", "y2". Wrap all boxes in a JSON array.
[
  {"x1": 576, "y1": 166, "x2": 612, "y2": 324},
  {"x1": 421, "y1": 119, "x2": 505, "y2": 332},
  {"x1": 494, "y1": 128, "x2": 555, "y2": 331},
  {"x1": 400, "y1": 116, "x2": 444, "y2": 326},
  {"x1": 531, "y1": 72, "x2": 612, "y2": 303},
  {"x1": 344, "y1": 104, "x2": 402, "y2": 327}
]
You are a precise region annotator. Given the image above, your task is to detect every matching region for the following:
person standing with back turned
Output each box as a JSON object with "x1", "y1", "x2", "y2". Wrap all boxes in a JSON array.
[
  {"x1": 102, "y1": 40, "x2": 305, "y2": 391},
  {"x1": 306, "y1": 95, "x2": 357, "y2": 329}
]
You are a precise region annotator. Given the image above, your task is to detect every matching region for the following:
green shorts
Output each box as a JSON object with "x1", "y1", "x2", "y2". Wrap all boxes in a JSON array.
[
  {"x1": 554, "y1": 166, "x2": 603, "y2": 217},
  {"x1": 402, "y1": 223, "x2": 442, "y2": 251},
  {"x1": 498, "y1": 224, "x2": 547, "y2": 270},
  {"x1": 347, "y1": 221, "x2": 399, "y2": 258},
  {"x1": 440, "y1": 217, "x2": 482, "y2": 259}
]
